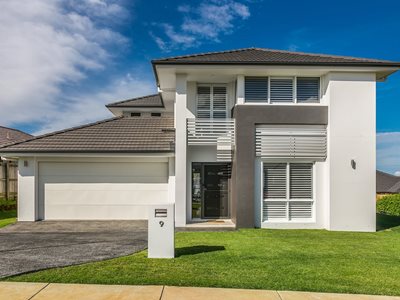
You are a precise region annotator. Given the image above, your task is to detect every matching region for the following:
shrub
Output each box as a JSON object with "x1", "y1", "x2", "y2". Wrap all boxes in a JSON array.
[
  {"x1": 0, "y1": 198, "x2": 17, "y2": 211},
  {"x1": 377, "y1": 194, "x2": 400, "y2": 216}
]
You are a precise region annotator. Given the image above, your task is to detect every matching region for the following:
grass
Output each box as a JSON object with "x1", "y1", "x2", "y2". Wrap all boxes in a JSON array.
[
  {"x1": 0, "y1": 210, "x2": 16, "y2": 228},
  {"x1": 4, "y1": 215, "x2": 400, "y2": 296}
]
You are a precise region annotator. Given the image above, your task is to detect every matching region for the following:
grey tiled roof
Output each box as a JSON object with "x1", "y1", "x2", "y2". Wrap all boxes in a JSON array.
[
  {"x1": 0, "y1": 117, "x2": 175, "y2": 153},
  {"x1": 106, "y1": 94, "x2": 164, "y2": 108},
  {"x1": 377, "y1": 170, "x2": 400, "y2": 193},
  {"x1": 0, "y1": 126, "x2": 32, "y2": 147},
  {"x1": 152, "y1": 47, "x2": 400, "y2": 67}
]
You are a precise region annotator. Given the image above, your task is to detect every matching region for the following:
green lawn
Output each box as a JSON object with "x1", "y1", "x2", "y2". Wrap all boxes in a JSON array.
[
  {"x1": 0, "y1": 210, "x2": 16, "y2": 228},
  {"x1": 4, "y1": 214, "x2": 400, "y2": 296}
]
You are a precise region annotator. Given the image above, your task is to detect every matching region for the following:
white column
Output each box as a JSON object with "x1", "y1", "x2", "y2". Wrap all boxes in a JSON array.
[
  {"x1": 168, "y1": 157, "x2": 175, "y2": 204},
  {"x1": 18, "y1": 157, "x2": 38, "y2": 221},
  {"x1": 236, "y1": 75, "x2": 245, "y2": 104},
  {"x1": 175, "y1": 74, "x2": 187, "y2": 226}
]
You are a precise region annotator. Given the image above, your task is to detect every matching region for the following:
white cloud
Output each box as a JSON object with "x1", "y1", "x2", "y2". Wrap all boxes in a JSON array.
[
  {"x1": 377, "y1": 132, "x2": 400, "y2": 175},
  {"x1": 34, "y1": 73, "x2": 155, "y2": 135},
  {"x1": 151, "y1": 0, "x2": 251, "y2": 51},
  {"x1": 0, "y1": 0, "x2": 147, "y2": 134}
]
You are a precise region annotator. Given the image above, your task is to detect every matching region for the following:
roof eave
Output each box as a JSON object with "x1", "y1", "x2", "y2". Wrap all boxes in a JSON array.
[{"x1": 0, "y1": 150, "x2": 175, "y2": 156}]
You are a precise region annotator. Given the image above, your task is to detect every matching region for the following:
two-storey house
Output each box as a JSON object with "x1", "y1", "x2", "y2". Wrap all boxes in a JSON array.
[{"x1": 1, "y1": 48, "x2": 399, "y2": 231}]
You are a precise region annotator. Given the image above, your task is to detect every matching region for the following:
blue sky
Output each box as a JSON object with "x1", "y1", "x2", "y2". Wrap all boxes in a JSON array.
[{"x1": 1, "y1": 0, "x2": 400, "y2": 173}]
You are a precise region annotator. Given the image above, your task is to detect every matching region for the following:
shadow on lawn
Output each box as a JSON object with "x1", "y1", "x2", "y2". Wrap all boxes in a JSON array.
[
  {"x1": 376, "y1": 213, "x2": 400, "y2": 231},
  {"x1": 175, "y1": 245, "x2": 225, "y2": 257}
]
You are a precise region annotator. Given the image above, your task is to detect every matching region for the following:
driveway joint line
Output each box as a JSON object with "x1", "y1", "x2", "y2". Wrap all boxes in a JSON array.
[
  {"x1": 159, "y1": 285, "x2": 165, "y2": 300},
  {"x1": 277, "y1": 290, "x2": 284, "y2": 300},
  {"x1": 27, "y1": 282, "x2": 50, "y2": 300}
]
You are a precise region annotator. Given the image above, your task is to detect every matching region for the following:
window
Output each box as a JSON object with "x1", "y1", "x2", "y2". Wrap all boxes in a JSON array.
[
  {"x1": 297, "y1": 77, "x2": 320, "y2": 103},
  {"x1": 245, "y1": 77, "x2": 268, "y2": 102},
  {"x1": 244, "y1": 76, "x2": 320, "y2": 103},
  {"x1": 270, "y1": 78, "x2": 294, "y2": 103},
  {"x1": 197, "y1": 85, "x2": 227, "y2": 118},
  {"x1": 263, "y1": 162, "x2": 313, "y2": 222},
  {"x1": 131, "y1": 112, "x2": 141, "y2": 117},
  {"x1": 151, "y1": 112, "x2": 161, "y2": 117}
]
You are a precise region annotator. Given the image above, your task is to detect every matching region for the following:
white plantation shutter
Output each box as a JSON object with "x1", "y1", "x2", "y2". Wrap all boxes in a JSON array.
[
  {"x1": 270, "y1": 78, "x2": 294, "y2": 103},
  {"x1": 289, "y1": 201, "x2": 313, "y2": 220},
  {"x1": 290, "y1": 164, "x2": 313, "y2": 199},
  {"x1": 263, "y1": 163, "x2": 287, "y2": 199},
  {"x1": 197, "y1": 85, "x2": 227, "y2": 118},
  {"x1": 263, "y1": 201, "x2": 287, "y2": 220},
  {"x1": 256, "y1": 125, "x2": 327, "y2": 161},
  {"x1": 297, "y1": 77, "x2": 320, "y2": 103},
  {"x1": 245, "y1": 77, "x2": 268, "y2": 102},
  {"x1": 197, "y1": 86, "x2": 211, "y2": 118},
  {"x1": 212, "y1": 86, "x2": 227, "y2": 118},
  {"x1": 263, "y1": 162, "x2": 314, "y2": 222}
]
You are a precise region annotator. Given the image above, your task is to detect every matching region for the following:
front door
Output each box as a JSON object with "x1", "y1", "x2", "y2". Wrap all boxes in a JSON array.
[{"x1": 192, "y1": 163, "x2": 230, "y2": 219}]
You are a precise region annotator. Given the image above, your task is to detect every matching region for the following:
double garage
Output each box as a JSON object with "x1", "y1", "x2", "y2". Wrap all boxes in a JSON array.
[{"x1": 36, "y1": 158, "x2": 170, "y2": 220}]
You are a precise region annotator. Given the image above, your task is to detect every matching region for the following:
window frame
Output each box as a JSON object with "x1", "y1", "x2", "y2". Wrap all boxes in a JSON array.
[
  {"x1": 196, "y1": 83, "x2": 228, "y2": 119},
  {"x1": 261, "y1": 161, "x2": 316, "y2": 223},
  {"x1": 244, "y1": 76, "x2": 321, "y2": 105}
]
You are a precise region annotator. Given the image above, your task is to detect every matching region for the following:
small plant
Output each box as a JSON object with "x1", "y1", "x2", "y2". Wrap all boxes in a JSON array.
[
  {"x1": 0, "y1": 198, "x2": 17, "y2": 211},
  {"x1": 377, "y1": 194, "x2": 400, "y2": 216}
]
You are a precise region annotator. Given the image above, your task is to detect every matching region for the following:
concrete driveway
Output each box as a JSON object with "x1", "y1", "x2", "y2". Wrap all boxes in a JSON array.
[{"x1": 0, "y1": 221, "x2": 147, "y2": 278}]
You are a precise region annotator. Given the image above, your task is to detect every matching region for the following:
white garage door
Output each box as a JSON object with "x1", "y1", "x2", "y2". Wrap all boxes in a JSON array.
[{"x1": 38, "y1": 161, "x2": 169, "y2": 220}]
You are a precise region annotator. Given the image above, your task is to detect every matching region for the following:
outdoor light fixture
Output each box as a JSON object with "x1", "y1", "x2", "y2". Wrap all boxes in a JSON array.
[
  {"x1": 23, "y1": 160, "x2": 28, "y2": 167},
  {"x1": 351, "y1": 159, "x2": 356, "y2": 170}
]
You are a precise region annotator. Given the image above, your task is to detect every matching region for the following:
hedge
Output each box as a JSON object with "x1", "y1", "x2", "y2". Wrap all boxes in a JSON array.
[
  {"x1": 377, "y1": 194, "x2": 400, "y2": 216},
  {"x1": 0, "y1": 198, "x2": 17, "y2": 211}
]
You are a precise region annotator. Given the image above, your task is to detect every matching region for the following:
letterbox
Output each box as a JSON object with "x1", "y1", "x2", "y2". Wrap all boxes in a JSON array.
[{"x1": 148, "y1": 203, "x2": 175, "y2": 258}]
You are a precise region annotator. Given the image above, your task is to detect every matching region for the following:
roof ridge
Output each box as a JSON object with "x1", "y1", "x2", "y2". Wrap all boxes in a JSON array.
[
  {"x1": 377, "y1": 169, "x2": 400, "y2": 178},
  {"x1": 106, "y1": 93, "x2": 161, "y2": 107},
  {"x1": 152, "y1": 47, "x2": 256, "y2": 62},
  {"x1": 0, "y1": 126, "x2": 33, "y2": 137},
  {"x1": 0, "y1": 116, "x2": 122, "y2": 150}
]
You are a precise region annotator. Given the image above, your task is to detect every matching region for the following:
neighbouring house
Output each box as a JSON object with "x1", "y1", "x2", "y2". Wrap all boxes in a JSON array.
[
  {"x1": 1, "y1": 48, "x2": 400, "y2": 232},
  {"x1": 0, "y1": 126, "x2": 32, "y2": 200},
  {"x1": 376, "y1": 170, "x2": 400, "y2": 197},
  {"x1": 0, "y1": 126, "x2": 32, "y2": 147}
]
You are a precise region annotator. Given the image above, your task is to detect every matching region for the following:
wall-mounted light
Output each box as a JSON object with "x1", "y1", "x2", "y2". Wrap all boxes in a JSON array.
[
  {"x1": 23, "y1": 160, "x2": 28, "y2": 167},
  {"x1": 351, "y1": 159, "x2": 356, "y2": 170}
]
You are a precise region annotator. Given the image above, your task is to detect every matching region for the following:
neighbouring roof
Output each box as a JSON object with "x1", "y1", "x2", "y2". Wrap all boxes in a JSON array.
[
  {"x1": 0, "y1": 117, "x2": 175, "y2": 153},
  {"x1": 106, "y1": 94, "x2": 164, "y2": 108},
  {"x1": 0, "y1": 126, "x2": 32, "y2": 147},
  {"x1": 152, "y1": 47, "x2": 400, "y2": 67},
  {"x1": 377, "y1": 170, "x2": 400, "y2": 194}
]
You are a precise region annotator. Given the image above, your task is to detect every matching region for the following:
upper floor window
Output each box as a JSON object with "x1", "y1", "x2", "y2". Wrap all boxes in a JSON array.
[
  {"x1": 245, "y1": 76, "x2": 320, "y2": 104},
  {"x1": 197, "y1": 85, "x2": 227, "y2": 118},
  {"x1": 296, "y1": 77, "x2": 320, "y2": 103}
]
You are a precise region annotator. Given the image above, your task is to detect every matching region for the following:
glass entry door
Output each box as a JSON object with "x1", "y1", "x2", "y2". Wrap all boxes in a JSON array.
[{"x1": 192, "y1": 163, "x2": 230, "y2": 219}]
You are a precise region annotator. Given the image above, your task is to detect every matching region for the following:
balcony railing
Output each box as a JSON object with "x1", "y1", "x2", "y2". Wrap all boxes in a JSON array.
[{"x1": 187, "y1": 118, "x2": 235, "y2": 146}]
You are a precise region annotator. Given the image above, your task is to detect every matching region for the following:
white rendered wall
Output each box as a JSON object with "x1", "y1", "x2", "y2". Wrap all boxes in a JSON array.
[
  {"x1": 327, "y1": 72, "x2": 376, "y2": 232},
  {"x1": 18, "y1": 158, "x2": 37, "y2": 221}
]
